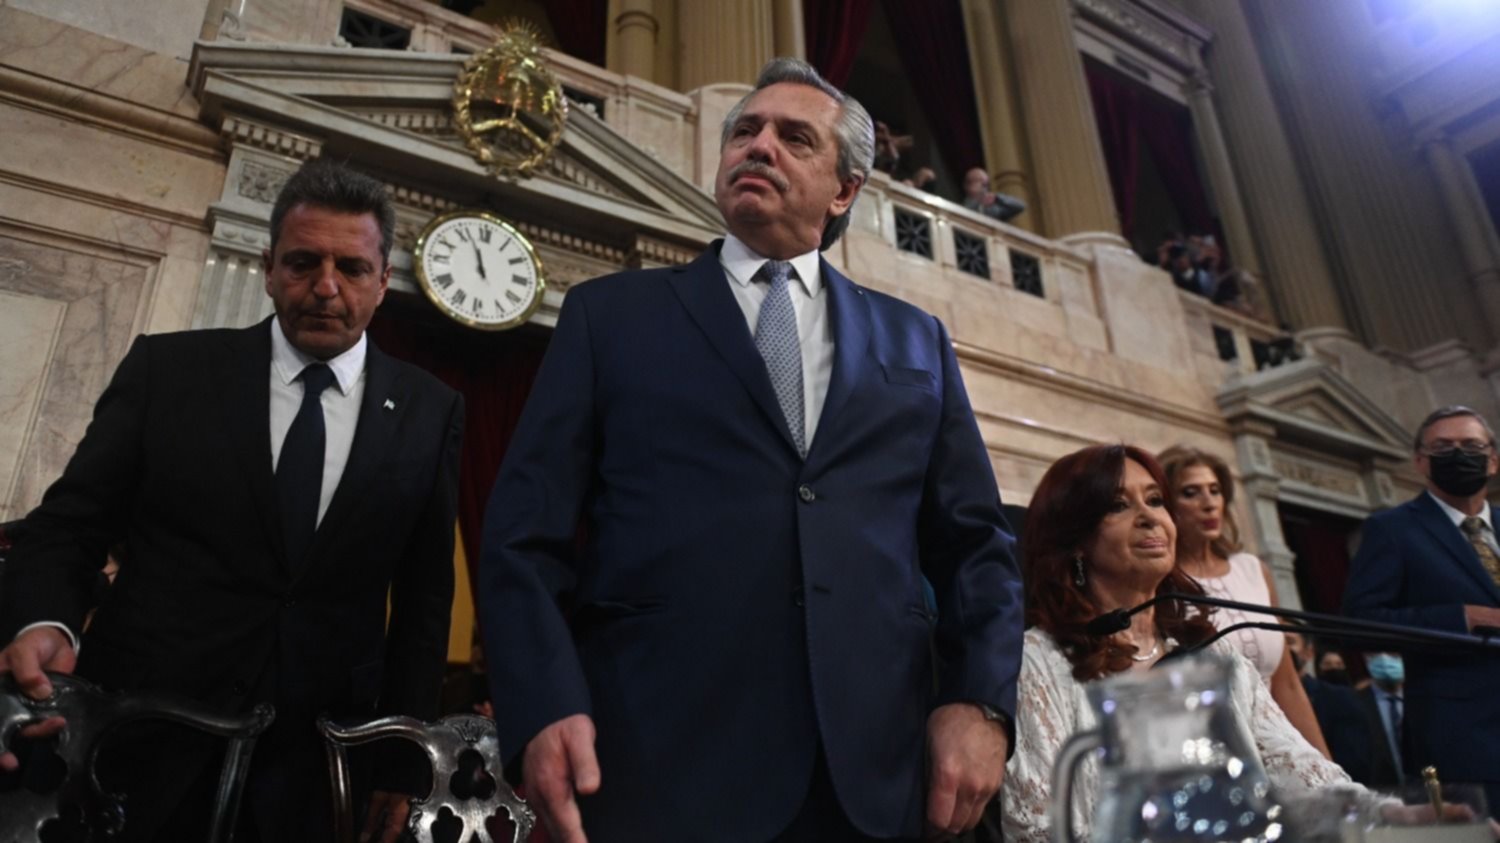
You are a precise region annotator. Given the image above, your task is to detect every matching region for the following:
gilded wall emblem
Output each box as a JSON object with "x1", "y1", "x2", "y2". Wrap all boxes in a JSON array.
[{"x1": 452, "y1": 24, "x2": 568, "y2": 178}]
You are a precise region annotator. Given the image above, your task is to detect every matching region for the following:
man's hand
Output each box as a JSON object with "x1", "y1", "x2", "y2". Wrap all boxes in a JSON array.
[
  {"x1": 1464, "y1": 605, "x2": 1500, "y2": 632},
  {"x1": 0, "y1": 626, "x2": 76, "y2": 772},
  {"x1": 359, "y1": 789, "x2": 412, "y2": 843},
  {"x1": 925, "y1": 702, "x2": 1007, "y2": 840},
  {"x1": 523, "y1": 713, "x2": 600, "y2": 843}
]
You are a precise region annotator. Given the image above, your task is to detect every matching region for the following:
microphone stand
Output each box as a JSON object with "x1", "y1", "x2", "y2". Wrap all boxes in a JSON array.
[
  {"x1": 1165, "y1": 620, "x2": 1478, "y2": 661},
  {"x1": 1087, "y1": 591, "x2": 1500, "y2": 655}
]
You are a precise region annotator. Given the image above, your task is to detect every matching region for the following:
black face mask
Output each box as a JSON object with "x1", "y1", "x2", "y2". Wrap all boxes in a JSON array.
[
  {"x1": 1320, "y1": 668, "x2": 1351, "y2": 686},
  {"x1": 1428, "y1": 450, "x2": 1492, "y2": 497}
]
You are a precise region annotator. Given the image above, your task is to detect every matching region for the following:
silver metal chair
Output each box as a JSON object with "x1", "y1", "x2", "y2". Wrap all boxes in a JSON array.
[
  {"x1": 318, "y1": 713, "x2": 534, "y2": 843},
  {"x1": 0, "y1": 672, "x2": 274, "y2": 843}
]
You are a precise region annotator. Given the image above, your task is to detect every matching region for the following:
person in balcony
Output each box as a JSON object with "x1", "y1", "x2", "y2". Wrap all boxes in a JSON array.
[
  {"x1": 961, "y1": 167, "x2": 1026, "y2": 222},
  {"x1": 1159, "y1": 444, "x2": 1333, "y2": 759}
]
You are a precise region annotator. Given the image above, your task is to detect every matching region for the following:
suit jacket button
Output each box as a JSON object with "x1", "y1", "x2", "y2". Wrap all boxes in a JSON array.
[
  {"x1": 283, "y1": 598, "x2": 297, "y2": 608},
  {"x1": 798, "y1": 484, "x2": 815, "y2": 503},
  {"x1": 231, "y1": 680, "x2": 248, "y2": 695}
]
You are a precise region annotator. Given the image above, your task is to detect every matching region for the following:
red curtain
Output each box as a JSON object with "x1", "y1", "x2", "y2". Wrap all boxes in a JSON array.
[
  {"x1": 1138, "y1": 93, "x2": 1215, "y2": 239},
  {"x1": 803, "y1": 0, "x2": 878, "y2": 87},
  {"x1": 367, "y1": 310, "x2": 547, "y2": 584},
  {"x1": 880, "y1": 0, "x2": 986, "y2": 181},
  {"x1": 545, "y1": 0, "x2": 608, "y2": 68},
  {"x1": 1084, "y1": 57, "x2": 1142, "y2": 236},
  {"x1": 1084, "y1": 57, "x2": 1217, "y2": 244}
]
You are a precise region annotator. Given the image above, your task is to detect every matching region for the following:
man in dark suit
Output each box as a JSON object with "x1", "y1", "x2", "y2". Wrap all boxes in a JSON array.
[
  {"x1": 1345, "y1": 405, "x2": 1500, "y2": 807},
  {"x1": 0, "y1": 159, "x2": 463, "y2": 842},
  {"x1": 1286, "y1": 628, "x2": 1398, "y2": 787},
  {"x1": 1356, "y1": 651, "x2": 1406, "y2": 789},
  {"x1": 479, "y1": 58, "x2": 1022, "y2": 842}
]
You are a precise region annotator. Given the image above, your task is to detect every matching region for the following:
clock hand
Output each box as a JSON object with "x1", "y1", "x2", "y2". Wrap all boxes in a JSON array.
[{"x1": 473, "y1": 244, "x2": 488, "y2": 280}]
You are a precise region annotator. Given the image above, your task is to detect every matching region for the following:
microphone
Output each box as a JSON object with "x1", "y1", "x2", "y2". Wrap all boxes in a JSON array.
[
  {"x1": 1084, "y1": 592, "x2": 1174, "y2": 637},
  {"x1": 1085, "y1": 592, "x2": 1500, "y2": 655}
]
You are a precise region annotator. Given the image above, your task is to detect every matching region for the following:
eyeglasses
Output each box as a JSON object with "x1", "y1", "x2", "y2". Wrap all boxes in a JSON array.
[{"x1": 1420, "y1": 439, "x2": 1495, "y2": 457}]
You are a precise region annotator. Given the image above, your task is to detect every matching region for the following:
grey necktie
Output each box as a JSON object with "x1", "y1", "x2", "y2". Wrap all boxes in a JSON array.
[{"x1": 754, "y1": 260, "x2": 806, "y2": 457}]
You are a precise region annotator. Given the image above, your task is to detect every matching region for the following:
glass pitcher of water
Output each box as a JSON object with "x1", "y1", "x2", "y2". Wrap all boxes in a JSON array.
[{"x1": 1050, "y1": 653, "x2": 1292, "y2": 843}]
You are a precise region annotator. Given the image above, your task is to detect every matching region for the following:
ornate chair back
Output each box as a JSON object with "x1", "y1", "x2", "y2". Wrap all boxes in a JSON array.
[
  {"x1": 0, "y1": 671, "x2": 274, "y2": 843},
  {"x1": 318, "y1": 714, "x2": 534, "y2": 843}
]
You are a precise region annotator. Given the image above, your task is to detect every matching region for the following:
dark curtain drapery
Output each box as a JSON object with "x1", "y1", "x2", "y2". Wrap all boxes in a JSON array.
[
  {"x1": 367, "y1": 310, "x2": 547, "y2": 586},
  {"x1": 1281, "y1": 511, "x2": 1356, "y2": 617},
  {"x1": 1138, "y1": 93, "x2": 1215, "y2": 239},
  {"x1": 803, "y1": 0, "x2": 878, "y2": 87},
  {"x1": 880, "y1": 0, "x2": 986, "y2": 180},
  {"x1": 1084, "y1": 58, "x2": 1142, "y2": 236},
  {"x1": 1083, "y1": 57, "x2": 1217, "y2": 244},
  {"x1": 545, "y1": 0, "x2": 608, "y2": 68}
]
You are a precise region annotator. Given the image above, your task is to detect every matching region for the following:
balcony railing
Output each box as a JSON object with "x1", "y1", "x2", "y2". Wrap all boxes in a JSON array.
[{"x1": 1178, "y1": 290, "x2": 1298, "y2": 379}]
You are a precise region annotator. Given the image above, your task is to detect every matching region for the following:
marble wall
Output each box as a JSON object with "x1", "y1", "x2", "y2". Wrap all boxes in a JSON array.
[
  {"x1": 0, "y1": 233, "x2": 150, "y2": 520},
  {"x1": 5, "y1": 0, "x2": 209, "y2": 59},
  {"x1": 0, "y1": 5, "x2": 224, "y2": 518}
]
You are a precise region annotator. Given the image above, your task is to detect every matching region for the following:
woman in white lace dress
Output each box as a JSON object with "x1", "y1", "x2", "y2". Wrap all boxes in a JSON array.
[
  {"x1": 1001, "y1": 445, "x2": 1412, "y2": 842},
  {"x1": 1159, "y1": 445, "x2": 1331, "y2": 757}
]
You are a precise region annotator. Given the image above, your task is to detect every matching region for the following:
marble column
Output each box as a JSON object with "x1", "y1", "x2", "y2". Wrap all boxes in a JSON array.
[
  {"x1": 1427, "y1": 135, "x2": 1500, "y2": 348},
  {"x1": 678, "y1": 0, "x2": 775, "y2": 90},
  {"x1": 612, "y1": 0, "x2": 659, "y2": 81},
  {"x1": 1233, "y1": 428, "x2": 1299, "y2": 608},
  {"x1": 961, "y1": 0, "x2": 1034, "y2": 231},
  {"x1": 1245, "y1": 0, "x2": 1483, "y2": 353},
  {"x1": 999, "y1": 0, "x2": 1119, "y2": 239},
  {"x1": 1185, "y1": 71, "x2": 1262, "y2": 285},
  {"x1": 1181, "y1": 0, "x2": 1348, "y2": 334},
  {"x1": 772, "y1": 0, "x2": 805, "y2": 61}
]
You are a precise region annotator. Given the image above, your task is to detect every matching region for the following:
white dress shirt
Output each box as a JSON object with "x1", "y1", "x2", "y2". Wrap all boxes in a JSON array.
[
  {"x1": 719, "y1": 234, "x2": 835, "y2": 448},
  {"x1": 20, "y1": 320, "x2": 370, "y2": 652},
  {"x1": 1427, "y1": 491, "x2": 1500, "y2": 556},
  {"x1": 269, "y1": 317, "x2": 367, "y2": 524}
]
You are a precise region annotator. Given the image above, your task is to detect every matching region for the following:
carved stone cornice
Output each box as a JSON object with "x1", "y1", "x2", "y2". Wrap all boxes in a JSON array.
[
  {"x1": 0, "y1": 66, "x2": 220, "y2": 160},
  {"x1": 520, "y1": 224, "x2": 626, "y2": 265},
  {"x1": 354, "y1": 110, "x2": 457, "y2": 137},
  {"x1": 1071, "y1": 0, "x2": 1205, "y2": 70},
  {"x1": 1215, "y1": 359, "x2": 1411, "y2": 460},
  {"x1": 628, "y1": 235, "x2": 698, "y2": 269},
  {"x1": 221, "y1": 116, "x2": 322, "y2": 160}
]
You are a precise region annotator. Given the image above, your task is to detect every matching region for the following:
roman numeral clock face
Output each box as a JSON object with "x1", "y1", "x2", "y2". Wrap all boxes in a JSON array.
[{"x1": 413, "y1": 211, "x2": 546, "y2": 330}]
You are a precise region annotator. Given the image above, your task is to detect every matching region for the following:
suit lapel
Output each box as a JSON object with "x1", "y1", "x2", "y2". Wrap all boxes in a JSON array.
[
  {"x1": 302, "y1": 338, "x2": 402, "y2": 581},
  {"x1": 810, "y1": 259, "x2": 872, "y2": 460},
  {"x1": 667, "y1": 242, "x2": 802, "y2": 455},
  {"x1": 1411, "y1": 493, "x2": 1500, "y2": 602},
  {"x1": 221, "y1": 318, "x2": 285, "y2": 569}
]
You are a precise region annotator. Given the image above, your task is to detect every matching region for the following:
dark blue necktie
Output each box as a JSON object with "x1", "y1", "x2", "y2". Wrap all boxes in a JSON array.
[{"x1": 277, "y1": 363, "x2": 335, "y2": 571}]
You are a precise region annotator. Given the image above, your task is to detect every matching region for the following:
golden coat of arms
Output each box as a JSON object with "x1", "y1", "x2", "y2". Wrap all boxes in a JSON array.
[{"x1": 453, "y1": 24, "x2": 567, "y2": 178}]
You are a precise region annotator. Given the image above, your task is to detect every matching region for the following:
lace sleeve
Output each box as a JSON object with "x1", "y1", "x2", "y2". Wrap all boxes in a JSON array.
[
  {"x1": 1002, "y1": 632, "x2": 1095, "y2": 843},
  {"x1": 1232, "y1": 647, "x2": 1391, "y2": 828}
]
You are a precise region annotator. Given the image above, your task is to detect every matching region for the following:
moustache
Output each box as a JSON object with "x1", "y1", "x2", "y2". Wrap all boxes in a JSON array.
[{"x1": 729, "y1": 161, "x2": 789, "y2": 192}]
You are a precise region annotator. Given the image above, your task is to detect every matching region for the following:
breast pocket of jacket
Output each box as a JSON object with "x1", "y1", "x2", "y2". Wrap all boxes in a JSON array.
[{"x1": 882, "y1": 364, "x2": 938, "y2": 392}]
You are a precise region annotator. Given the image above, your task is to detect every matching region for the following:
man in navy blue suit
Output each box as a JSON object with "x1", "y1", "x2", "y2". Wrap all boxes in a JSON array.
[
  {"x1": 1345, "y1": 405, "x2": 1500, "y2": 808},
  {"x1": 478, "y1": 58, "x2": 1022, "y2": 842}
]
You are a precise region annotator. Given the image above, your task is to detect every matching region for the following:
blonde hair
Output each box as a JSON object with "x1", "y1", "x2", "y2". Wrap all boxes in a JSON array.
[{"x1": 1158, "y1": 444, "x2": 1241, "y2": 559}]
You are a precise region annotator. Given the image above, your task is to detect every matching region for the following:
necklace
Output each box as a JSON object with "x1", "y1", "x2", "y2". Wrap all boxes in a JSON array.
[{"x1": 1130, "y1": 638, "x2": 1161, "y2": 662}]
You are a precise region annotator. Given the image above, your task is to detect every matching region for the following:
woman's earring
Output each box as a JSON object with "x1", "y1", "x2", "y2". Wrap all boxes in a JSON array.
[{"x1": 1072, "y1": 555, "x2": 1087, "y2": 588}]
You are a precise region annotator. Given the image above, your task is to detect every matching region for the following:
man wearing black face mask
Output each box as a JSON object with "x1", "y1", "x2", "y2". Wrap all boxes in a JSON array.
[{"x1": 1345, "y1": 405, "x2": 1500, "y2": 807}]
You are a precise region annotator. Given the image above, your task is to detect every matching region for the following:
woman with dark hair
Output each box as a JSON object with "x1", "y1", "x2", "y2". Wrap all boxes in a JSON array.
[
  {"x1": 1159, "y1": 444, "x2": 1332, "y2": 757},
  {"x1": 1000, "y1": 445, "x2": 1396, "y2": 842}
]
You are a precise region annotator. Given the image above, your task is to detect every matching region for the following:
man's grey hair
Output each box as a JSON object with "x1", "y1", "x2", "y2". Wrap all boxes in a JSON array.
[
  {"x1": 269, "y1": 158, "x2": 396, "y2": 266},
  {"x1": 720, "y1": 57, "x2": 875, "y2": 252},
  {"x1": 1412, "y1": 405, "x2": 1497, "y2": 451}
]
